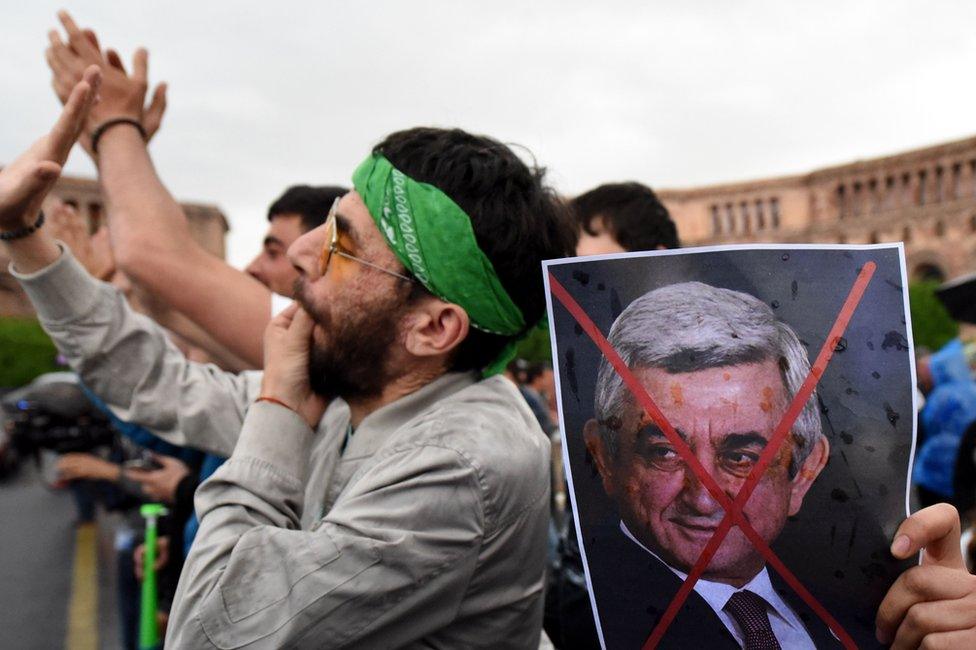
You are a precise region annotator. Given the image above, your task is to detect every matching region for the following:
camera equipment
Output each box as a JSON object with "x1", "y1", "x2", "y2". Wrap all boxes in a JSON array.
[{"x1": 1, "y1": 373, "x2": 116, "y2": 462}]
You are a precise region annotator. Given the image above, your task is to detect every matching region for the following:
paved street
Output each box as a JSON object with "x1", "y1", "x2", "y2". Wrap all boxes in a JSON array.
[{"x1": 0, "y1": 460, "x2": 121, "y2": 650}]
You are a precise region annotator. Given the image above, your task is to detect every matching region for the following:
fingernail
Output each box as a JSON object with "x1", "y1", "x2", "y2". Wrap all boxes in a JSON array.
[
  {"x1": 891, "y1": 534, "x2": 911, "y2": 556},
  {"x1": 875, "y1": 625, "x2": 887, "y2": 643}
]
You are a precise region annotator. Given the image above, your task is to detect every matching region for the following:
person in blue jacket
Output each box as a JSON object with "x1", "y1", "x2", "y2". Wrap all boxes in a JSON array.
[{"x1": 913, "y1": 339, "x2": 976, "y2": 506}]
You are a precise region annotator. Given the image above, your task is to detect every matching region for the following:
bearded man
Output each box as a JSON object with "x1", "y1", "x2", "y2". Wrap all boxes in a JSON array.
[{"x1": 2, "y1": 62, "x2": 577, "y2": 645}]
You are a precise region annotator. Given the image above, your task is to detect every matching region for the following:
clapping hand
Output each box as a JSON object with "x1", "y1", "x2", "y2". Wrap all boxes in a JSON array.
[
  {"x1": 45, "y1": 10, "x2": 167, "y2": 153},
  {"x1": 0, "y1": 66, "x2": 100, "y2": 233}
]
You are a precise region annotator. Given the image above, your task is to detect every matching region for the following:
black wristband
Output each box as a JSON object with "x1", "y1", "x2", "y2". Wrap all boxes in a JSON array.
[
  {"x1": 91, "y1": 117, "x2": 147, "y2": 154},
  {"x1": 0, "y1": 211, "x2": 45, "y2": 241}
]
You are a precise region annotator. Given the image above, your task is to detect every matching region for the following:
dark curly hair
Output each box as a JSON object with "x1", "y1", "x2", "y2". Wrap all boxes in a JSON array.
[
  {"x1": 373, "y1": 127, "x2": 577, "y2": 372},
  {"x1": 573, "y1": 182, "x2": 679, "y2": 251},
  {"x1": 267, "y1": 185, "x2": 349, "y2": 232}
]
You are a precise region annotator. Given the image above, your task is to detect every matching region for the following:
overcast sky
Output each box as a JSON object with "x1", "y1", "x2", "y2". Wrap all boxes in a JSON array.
[{"x1": 3, "y1": 1, "x2": 975, "y2": 267}]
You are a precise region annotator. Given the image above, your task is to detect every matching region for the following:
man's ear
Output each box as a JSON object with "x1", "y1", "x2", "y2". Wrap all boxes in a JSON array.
[
  {"x1": 584, "y1": 418, "x2": 616, "y2": 496},
  {"x1": 402, "y1": 298, "x2": 469, "y2": 359},
  {"x1": 788, "y1": 435, "x2": 830, "y2": 516}
]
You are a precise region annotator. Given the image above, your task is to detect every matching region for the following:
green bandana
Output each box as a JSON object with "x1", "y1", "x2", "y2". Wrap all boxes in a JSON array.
[{"x1": 352, "y1": 153, "x2": 526, "y2": 375}]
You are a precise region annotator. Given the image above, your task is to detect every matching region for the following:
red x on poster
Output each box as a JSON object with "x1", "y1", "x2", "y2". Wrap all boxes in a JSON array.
[{"x1": 544, "y1": 246, "x2": 916, "y2": 649}]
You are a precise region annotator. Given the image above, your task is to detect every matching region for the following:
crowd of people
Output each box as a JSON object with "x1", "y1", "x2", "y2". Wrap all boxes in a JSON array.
[{"x1": 1, "y1": 10, "x2": 976, "y2": 649}]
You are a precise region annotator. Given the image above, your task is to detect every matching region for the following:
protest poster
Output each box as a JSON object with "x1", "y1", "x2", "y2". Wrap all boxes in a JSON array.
[{"x1": 544, "y1": 244, "x2": 917, "y2": 649}]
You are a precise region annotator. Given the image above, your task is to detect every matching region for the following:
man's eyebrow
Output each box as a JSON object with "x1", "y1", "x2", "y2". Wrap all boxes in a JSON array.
[
  {"x1": 334, "y1": 213, "x2": 361, "y2": 246},
  {"x1": 263, "y1": 236, "x2": 284, "y2": 248},
  {"x1": 718, "y1": 432, "x2": 769, "y2": 449}
]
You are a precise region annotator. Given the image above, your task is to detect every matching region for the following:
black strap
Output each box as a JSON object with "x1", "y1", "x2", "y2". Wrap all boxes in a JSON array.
[
  {"x1": 0, "y1": 210, "x2": 45, "y2": 241},
  {"x1": 91, "y1": 117, "x2": 147, "y2": 154}
]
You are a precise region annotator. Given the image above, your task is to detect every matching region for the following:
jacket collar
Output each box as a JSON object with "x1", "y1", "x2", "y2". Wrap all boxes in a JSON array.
[{"x1": 337, "y1": 371, "x2": 479, "y2": 460}]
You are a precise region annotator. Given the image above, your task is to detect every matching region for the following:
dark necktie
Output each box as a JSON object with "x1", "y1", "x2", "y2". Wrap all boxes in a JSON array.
[{"x1": 724, "y1": 590, "x2": 782, "y2": 650}]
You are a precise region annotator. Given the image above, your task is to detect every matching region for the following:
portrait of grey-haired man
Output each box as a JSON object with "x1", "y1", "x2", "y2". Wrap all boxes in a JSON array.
[{"x1": 582, "y1": 281, "x2": 842, "y2": 650}]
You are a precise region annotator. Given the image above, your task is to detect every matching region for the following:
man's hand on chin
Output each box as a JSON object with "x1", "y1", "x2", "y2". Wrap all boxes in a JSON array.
[
  {"x1": 876, "y1": 503, "x2": 976, "y2": 648},
  {"x1": 260, "y1": 302, "x2": 328, "y2": 428}
]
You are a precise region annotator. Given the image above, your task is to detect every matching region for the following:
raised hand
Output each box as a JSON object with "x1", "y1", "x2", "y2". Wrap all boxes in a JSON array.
[
  {"x1": 46, "y1": 201, "x2": 115, "y2": 279},
  {"x1": 143, "y1": 83, "x2": 168, "y2": 142},
  {"x1": 101, "y1": 38, "x2": 168, "y2": 141},
  {"x1": 45, "y1": 10, "x2": 167, "y2": 148},
  {"x1": 876, "y1": 503, "x2": 976, "y2": 648},
  {"x1": 0, "y1": 66, "x2": 100, "y2": 232}
]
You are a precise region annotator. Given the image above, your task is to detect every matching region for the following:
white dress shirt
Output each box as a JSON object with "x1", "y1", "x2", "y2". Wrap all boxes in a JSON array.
[{"x1": 621, "y1": 522, "x2": 817, "y2": 650}]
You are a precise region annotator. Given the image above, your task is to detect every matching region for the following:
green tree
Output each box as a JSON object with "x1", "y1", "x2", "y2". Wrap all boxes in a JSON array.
[
  {"x1": 0, "y1": 317, "x2": 60, "y2": 388},
  {"x1": 516, "y1": 325, "x2": 553, "y2": 364},
  {"x1": 909, "y1": 281, "x2": 959, "y2": 351}
]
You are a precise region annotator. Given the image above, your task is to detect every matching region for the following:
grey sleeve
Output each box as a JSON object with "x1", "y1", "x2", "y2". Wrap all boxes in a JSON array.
[
  {"x1": 167, "y1": 401, "x2": 485, "y2": 649},
  {"x1": 11, "y1": 247, "x2": 255, "y2": 457}
]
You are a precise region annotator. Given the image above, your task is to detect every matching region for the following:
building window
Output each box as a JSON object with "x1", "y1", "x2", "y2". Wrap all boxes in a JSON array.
[
  {"x1": 952, "y1": 162, "x2": 962, "y2": 200},
  {"x1": 770, "y1": 198, "x2": 781, "y2": 228},
  {"x1": 918, "y1": 169, "x2": 928, "y2": 205},
  {"x1": 869, "y1": 231, "x2": 880, "y2": 244},
  {"x1": 935, "y1": 220, "x2": 945, "y2": 237},
  {"x1": 711, "y1": 205, "x2": 721, "y2": 234},
  {"x1": 868, "y1": 178, "x2": 879, "y2": 211},
  {"x1": 883, "y1": 175, "x2": 895, "y2": 210},
  {"x1": 852, "y1": 181, "x2": 863, "y2": 216},
  {"x1": 970, "y1": 214, "x2": 976, "y2": 233},
  {"x1": 836, "y1": 185, "x2": 846, "y2": 218},
  {"x1": 725, "y1": 203, "x2": 735, "y2": 233},
  {"x1": 740, "y1": 201, "x2": 750, "y2": 233},
  {"x1": 755, "y1": 199, "x2": 765, "y2": 230},
  {"x1": 902, "y1": 172, "x2": 912, "y2": 206},
  {"x1": 903, "y1": 226, "x2": 911, "y2": 243},
  {"x1": 935, "y1": 166, "x2": 944, "y2": 203},
  {"x1": 915, "y1": 263, "x2": 946, "y2": 283}
]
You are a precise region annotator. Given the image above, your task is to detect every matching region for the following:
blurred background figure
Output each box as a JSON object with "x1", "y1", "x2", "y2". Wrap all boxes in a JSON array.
[
  {"x1": 573, "y1": 182, "x2": 679, "y2": 256},
  {"x1": 509, "y1": 359, "x2": 558, "y2": 435},
  {"x1": 914, "y1": 339, "x2": 976, "y2": 510}
]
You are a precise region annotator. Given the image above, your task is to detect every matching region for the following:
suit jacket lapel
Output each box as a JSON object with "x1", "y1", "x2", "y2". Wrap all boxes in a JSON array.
[{"x1": 584, "y1": 525, "x2": 739, "y2": 649}]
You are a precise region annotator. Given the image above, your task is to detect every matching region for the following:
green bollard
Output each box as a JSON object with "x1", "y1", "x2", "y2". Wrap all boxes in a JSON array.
[{"x1": 139, "y1": 503, "x2": 168, "y2": 650}]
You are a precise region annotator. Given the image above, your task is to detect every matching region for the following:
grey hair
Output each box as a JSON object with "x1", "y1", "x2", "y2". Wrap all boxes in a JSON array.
[{"x1": 594, "y1": 281, "x2": 822, "y2": 477}]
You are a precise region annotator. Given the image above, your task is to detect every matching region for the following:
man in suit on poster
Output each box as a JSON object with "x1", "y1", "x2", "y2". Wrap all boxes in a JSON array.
[{"x1": 582, "y1": 281, "x2": 841, "y2": 649}]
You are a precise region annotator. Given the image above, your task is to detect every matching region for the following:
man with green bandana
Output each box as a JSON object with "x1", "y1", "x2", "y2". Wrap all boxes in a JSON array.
[{"x1": 7, "y1": 115, "x2": 576, "y2": 645}]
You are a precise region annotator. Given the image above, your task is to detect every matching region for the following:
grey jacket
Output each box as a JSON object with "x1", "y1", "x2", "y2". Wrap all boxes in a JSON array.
[{"x1": 14, "y1": 249, "x2": 551, "y2": 648}]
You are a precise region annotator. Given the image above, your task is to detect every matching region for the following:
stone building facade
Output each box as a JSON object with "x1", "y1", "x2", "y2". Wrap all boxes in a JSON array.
[
  {"x1": 0, "y1": 173, "x2": 228, "y2": 316},
  {"x1": 658, "y1": 134, "x2": 976, "y2": 282}
]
